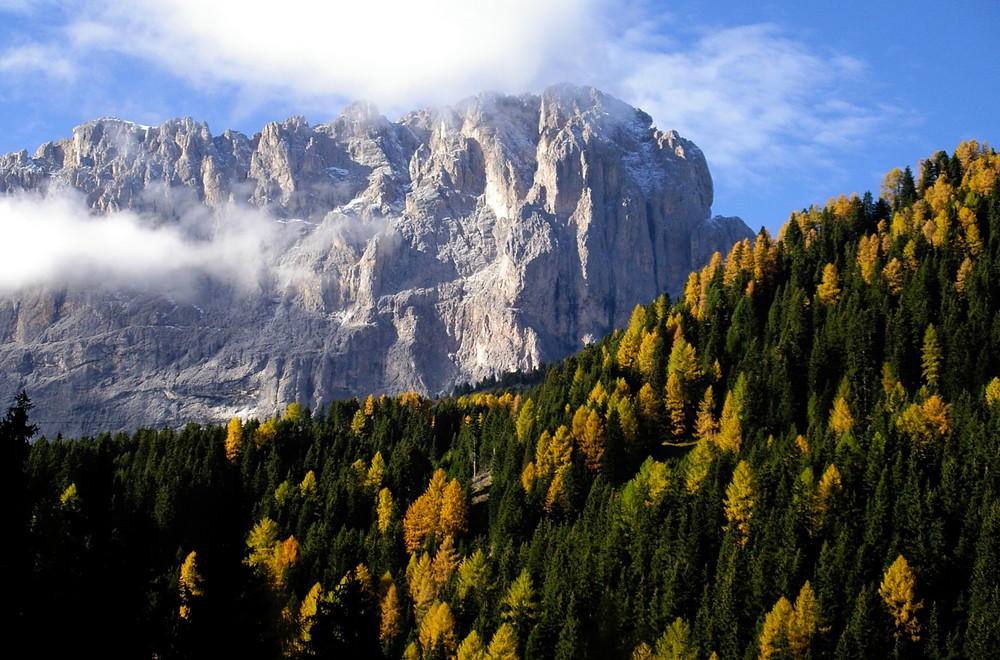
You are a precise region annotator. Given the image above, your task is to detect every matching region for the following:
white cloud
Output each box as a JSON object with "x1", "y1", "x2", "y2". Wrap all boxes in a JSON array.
[
  {"x1": 606, "y1": 23, "x2": 897, "y2": 184},
  {"x1": 80, "y1": 0, "x2": 605, "y2": 114},
  {"x1": 0, "y1": 42, "x2": 76, "y2": 80},
  {"x1": 0, "y1": 192, "x2": 290, "y2": 294}
]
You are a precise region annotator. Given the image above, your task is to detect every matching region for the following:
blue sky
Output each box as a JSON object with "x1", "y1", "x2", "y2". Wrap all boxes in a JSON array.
[{"x1": 1, "y1": 0, "x2": 998, "y2": 234}]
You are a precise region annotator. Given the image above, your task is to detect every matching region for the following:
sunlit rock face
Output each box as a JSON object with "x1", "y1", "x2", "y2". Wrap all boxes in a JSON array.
[{"x1": 0, "y1": 84, "x2": 752, "y2": 436}]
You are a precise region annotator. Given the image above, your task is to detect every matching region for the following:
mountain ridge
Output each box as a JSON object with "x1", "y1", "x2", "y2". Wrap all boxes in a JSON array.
[{"x1": 0, "y1": 85, "x2": 753, "y2": 436}]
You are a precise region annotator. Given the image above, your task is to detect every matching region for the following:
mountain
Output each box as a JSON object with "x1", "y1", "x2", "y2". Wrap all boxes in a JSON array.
[{"x1": 0, "y1": 84, "x2": 752, "y2": 436}]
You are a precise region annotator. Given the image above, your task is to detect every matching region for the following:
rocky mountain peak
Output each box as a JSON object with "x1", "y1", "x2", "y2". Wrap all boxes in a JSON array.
[{"x1": 0, "y1": 85, "x2": 753, "y2": 436}]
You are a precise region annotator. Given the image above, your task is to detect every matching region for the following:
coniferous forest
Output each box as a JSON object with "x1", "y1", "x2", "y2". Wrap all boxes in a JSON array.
[{"x1": 4, "y1": 141, "x2": 1000, "y2": 659}]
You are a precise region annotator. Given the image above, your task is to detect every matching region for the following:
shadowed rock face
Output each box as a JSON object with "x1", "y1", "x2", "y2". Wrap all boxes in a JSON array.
[{"x1": 0, "y1": 85, "x2": 752, "y2": 437}]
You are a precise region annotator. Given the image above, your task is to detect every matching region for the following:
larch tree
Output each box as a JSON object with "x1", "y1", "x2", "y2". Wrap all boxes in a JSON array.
[
  {"x1": 178, "y1": 550, "x2": 204, "y2": 620},
  {"x1": 456, "y1": 549, "x2": 491, "y2": 602},
  {"x1": 724, "y1": 460, "x2": 755, "y2": 547},
  {"x1": 486, "y1": 623, "x2": 519, "y2": 660},
  {"x1": 380, "y1": 576, "x2": 402, "y2": 644},
  {"x1": 225, "y1": 416, "x2": 243, "y2": 462},
  {"x1": 377, "y1": 487, "x2": 394, "y2": 533},
  {"x1": 439, "y1": 478, "x2": 468, "y2": 539},
  {"x1": 418, "y1": 600, "x2": 456, "y2": 658},
  {"x1": 716, "y1": 389, "x2": 742, "y2": 453},
  {"x1": 457, "y1": 630, "x2": 486, "y2": 660},
  {"x1": 816, "y1": 263, "x2": 841, "y2": 306},
  {"x1": 879, "y1": 554, "x2": 923, "y2": 642},
  {"x1": 502, "y1": 569, "x2": 538, "y2": 631}
]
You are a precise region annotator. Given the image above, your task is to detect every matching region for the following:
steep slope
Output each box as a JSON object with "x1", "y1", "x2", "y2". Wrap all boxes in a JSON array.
[{"x1": 0, "y1": 85, "x2": 752, "y2": 436}]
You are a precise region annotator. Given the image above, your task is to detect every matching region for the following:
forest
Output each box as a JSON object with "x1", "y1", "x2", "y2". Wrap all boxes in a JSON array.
[{"x1": 3, "y1": 140, "x2": 1000, "y2": 659}]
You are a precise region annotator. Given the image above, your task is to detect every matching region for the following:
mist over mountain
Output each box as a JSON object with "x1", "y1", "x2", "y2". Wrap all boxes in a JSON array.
[{"x1": 0, "y1": 84, "x2": 752, "y2": 436}]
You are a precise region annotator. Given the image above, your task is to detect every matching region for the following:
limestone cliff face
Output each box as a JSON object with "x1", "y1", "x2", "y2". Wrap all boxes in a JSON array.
[{"x1": 0, "y1": 85, "x2": 752, "y2": 436}]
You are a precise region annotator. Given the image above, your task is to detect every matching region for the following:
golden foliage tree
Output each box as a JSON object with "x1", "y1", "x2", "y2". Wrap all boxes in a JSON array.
[
  {"x1": 178, "y1": 550, "x2": 204, "y2": 620},
  {"x1": 225, "y1": 416, "x2": 243, "y2": 462},
  {"x1": 254, "y1": 418, "x2": 276, "y2": 449},
  {"x1": 456, "y1": 548, "x2": 491, "y2": 601},
  {"x1": 377, "y1": 487, "x2": 394, "y2": 533},
  {"x1": 403, "y1": 469, "x2": 467, "y2": 553},
  {"x1": 515, "y1": 398, "x2": 536, "y2": 443},
  {"x1": 574, "y1": 406, "x2": 605, "y2": 472},
  {"x1": 758, "y1": 581, "x2": 822, "y2": 659},
  {"x1": 432, "y1": 535, "x2": 459, "y2": 591},
  {"x1": 407, "y1": 553, "x2": 437, "y2": 623},
  {"x1": 380, "y1": 576, "x2": 402, "y2": 644},
  {"x1": 716, "y1": 389, "x2": 742, "y2": 453},
  {"x1": 724, "y1": 460, "x2": 755, "y2": 547},
  {"x1": 486, "y1": 622, "x2": 519, "y2": 660},
  {"x1": 637, "y1": 329, "x2": 661, "y2": 379},
  {"x1": 418, "y1": 600, "x2": 457, "y2": 657},
  {"x1": 816, "y1": 263, "x2": 841, "y2": 306},
  {"x1": 366, "y1": 451, "x2": 386, "y2": 493},
  {"x1": 617, "y1": 305, "x2": 647, "y2": 369},
  {"x1": 829, "y1": 396, "x2": 853, "y2": 436},
  {"x1": 986, "y1": 377, "x2": 1000, "y2": 407},
  {"x1": 502, "y1": 569, "x2": 538, "y2": 630},
  {"x1": 457, "y1": 630, "x2": 486, "y2": 660},
  {"x1": 879, "y1": 554, "x2": 923, "y2": 641}
]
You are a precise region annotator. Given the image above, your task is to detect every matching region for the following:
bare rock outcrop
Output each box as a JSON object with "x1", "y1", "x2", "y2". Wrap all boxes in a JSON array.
[{"x1": 0, "y1": 85, "x2": 753, "y2": 436}]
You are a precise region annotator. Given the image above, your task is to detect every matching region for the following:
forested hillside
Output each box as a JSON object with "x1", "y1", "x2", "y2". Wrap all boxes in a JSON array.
[{"x1": 5, "y1": 141, "x2": 1000, "y2": 659}]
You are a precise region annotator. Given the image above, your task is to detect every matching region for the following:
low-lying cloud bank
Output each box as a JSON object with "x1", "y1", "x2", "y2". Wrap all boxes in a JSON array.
[{"x1": 0, "y1": 191, "x2": 295, "y2": 295}]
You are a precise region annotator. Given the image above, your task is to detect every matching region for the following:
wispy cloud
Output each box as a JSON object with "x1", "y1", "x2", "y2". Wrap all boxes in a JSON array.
[
  {"x1": 607, "y1": 23, "x2": 904, "y2": 185},
  {"x1": 0, "y1": 42, "x2": 76, "y2": 80}
]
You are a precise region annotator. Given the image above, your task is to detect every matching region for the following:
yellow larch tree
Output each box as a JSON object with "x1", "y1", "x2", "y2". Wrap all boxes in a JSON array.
[
  {"x1": 637, "y1": 329, "x2": 662, "y2": 379},
  {"x1": 856, "y1": 234, "x2": 880, "y2": 284},
  {"x1": 879, "y1": 554, "x2": 923, "y2": 641},
  {"x1": 456, "y1": 548, "x2": 491, "y2": 602},
  {"x1": 380, "y1": 575, "x2": 402, "y2": 644},
  {"x1": 457, "y1": 630, "x2": 486, "y2": 660},
  {"x1": 178, "y1": 550, "x2": 204, "y2": 620},
  {"x1": 616, "y1": 305, "x2": 647, "y2": 369},
  {"x1": 432, "y1": 535, "x2": 459, "y2": 591},
  {"x1": 377, "y1": 487, "x2": 394, "y2": 533},
  {"x1": 574, "y1": 407, "x2": 605, "y2": 472},
  {"x1": 502, "y1": 569, "x2": 538, "y2": 631},
  {"x1": 816, "y1": 263, "x2": 841, "y2": 306},
  {"x1": 724, "y1": 460, "x2": 755, "y2": 547},
  {"x1": 882, "y1": 257, "x2": 904, "y2": 295},
  {"x1": 401, "y1": 470, "x2": 467, "y2": 552},
  {"x1": 515, "y1": 398, "x2": 536, "y2": 443},
  {"x1": 716, "y1": 389, "x2": 742, "y2": 453},
  {"x1": 439, "y1": 478, "x2": 468, "y2": 538},
  {"x1": 829, "y1": 396, "x2": 853, "y2": 436},
  {"x1": 418, "y1": 600, "x2": 457, "y2": 658},
  {"x1": 406, "y1": 552, "x2": 437, "y2": 623},
  {"x1": 986, "y1": 377, "x2": 1000, "y2": 407},
  {"x1": 366, "y1": 451, "x2": 386, "y2": 493},
  {"x1": 486, "y1": 622, "x2": 520, "y2": 660},
  {"x1": 664, "y1": 373, "x2": 687, "y2": 439},
  {"x1": 293, "y1": 582, "x2": 322, "y2": 654},
  {"x1": 758, "y1": 581, "x2": 822, "y2": 659},
  {"x1": 225, "y1": 416, "x2": 243, "y2": 462},
  {"x1": 694, "y1": 386, "x2": 718, "y2": 443}
]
